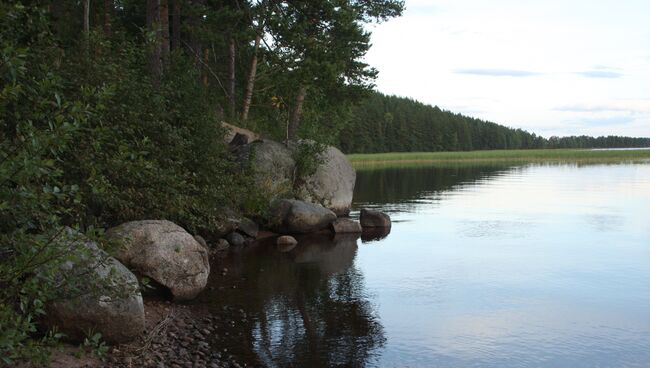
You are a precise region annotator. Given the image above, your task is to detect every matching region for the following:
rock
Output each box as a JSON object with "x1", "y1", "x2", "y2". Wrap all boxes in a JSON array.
[
  {"x1": 107, "y1": 220, "x2": 210, "y2": 301},
  {"x1": 228, "y1": 133, "x2": 249, "y2": 149},
  {"x1": 194, "y1": 235, "x2": 208, "y2": 250},
  {"x1": 331, "y1": 218, "x2": 362, "y2": 233},
  {"x1": 225, "y1": 232, "x2": 246, "y2": 247},
  {"x1": 215, "y1": 239, "x2": 230, "y2": 251},
  {"x1": 238, "y1": 138, "x2": 356, "y2": 215},
  {"x1": 276, "y1": 235, "x2": 298, "y2": 246},
  {"x1": 360, "y1": 209, "x2": 392, "y2": 228},
  {"x1": 295, "y1": 144, "x2": 356, "y2": 216},
  {"x1": 222, "y1": 122, "x2": 261, "y2": 145},
  {"x1": 361, "y1": 226, "x2": 391, "y2": 242},
  {"x1": 45, "y1": 229, "x2": 144, "y2": 343},
  {"x1": 234, "y1": 217, "x2": 258, "y2": 238},
  {"x1": 241, "y1": 139, "x2": 295, "y2": 199},
  {"x1": 267, "y1": 199, "x2": 337, "y2": 234}
]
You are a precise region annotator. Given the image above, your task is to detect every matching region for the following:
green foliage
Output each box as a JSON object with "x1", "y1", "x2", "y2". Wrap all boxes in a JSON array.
[
  {"x1": 291, "y1": 140, "x2": 326, "y2": 188},
  {"x1": 0, "y1": 2, "x2": 252, "y2": 364},
  {"x1": 78, "y1": 332, "x2": 108, "y2": 359}
]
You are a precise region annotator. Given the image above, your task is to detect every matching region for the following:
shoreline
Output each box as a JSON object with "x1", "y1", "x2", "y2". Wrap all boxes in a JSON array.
[{"x1": 348, "y1": 148, "x2": 650, "y2": 167}]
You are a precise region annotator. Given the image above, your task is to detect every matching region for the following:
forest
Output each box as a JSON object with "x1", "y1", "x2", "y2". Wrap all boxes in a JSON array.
[{"x1": 340, "y1": 92, "x2": 650, "y2": 153}]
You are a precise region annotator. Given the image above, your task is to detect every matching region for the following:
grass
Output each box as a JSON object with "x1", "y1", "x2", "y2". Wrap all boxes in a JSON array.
[{"x1": 348, "y1": 148, "x2": 650, "y2": 168}]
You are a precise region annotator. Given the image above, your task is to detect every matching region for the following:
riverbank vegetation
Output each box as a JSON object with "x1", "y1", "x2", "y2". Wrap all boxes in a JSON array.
[
  {"x1": 340, "y1": 93, "x2": 650, "y2": 153},
  {"x1": 349, "y1": 149, "x2": 650, "y2": 167},
  {"x1": 0, "y1": 1, "x2": 403, "y2": 364}
]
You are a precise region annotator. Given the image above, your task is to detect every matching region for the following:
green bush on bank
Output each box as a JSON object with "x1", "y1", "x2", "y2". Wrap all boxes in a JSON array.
[{"x1": 0, "y1": 3, "x2": 251, "y2": 364}]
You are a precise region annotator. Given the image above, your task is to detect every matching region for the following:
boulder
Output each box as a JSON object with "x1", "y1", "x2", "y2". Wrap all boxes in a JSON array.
[
  {"x1": 360, "y1": 209, "x2": 392, "y2": 228},
  {"x1": 238, "y1": 137, "x2": 356, "y2": 216},
  {"x1": 361, "y1": 227, "x2": 392, "y2": 242},
  {"x1": 107, "y1": 220, "x2": 210, "y2": 301},
  {"x1": 234, "y1": 217, "x2": 259, "y2": 238},
  {"x1": 331, "y1": 218, "x2": 362, "y2": 233},
  {"x1": 295, "y1": 145, "x2": 356, "y2": 216},
  {"x1": 241, "y1": 139, "x2": 295, "y2": 199},
  {"x1": 45, "y1": 229, "x2": 144, "y2": 344},
  {"x1": 194, "y1": 235, "x2": 208, "y2": 250},
  {"x1": 222, "y1": 122, "x2": 260, "y2": 145},
  {"x1": 267, "y1": 199, "x2": 337, "y2": 234},
  {"x1": 226, "y1": 232, "x2": 246, "y2": 247},
  {"x1": 215, "y1": 239, "x2": 230, "y2": 251},
  {"x1": 276, "y1": 235, "x2": 298, "y2": 246}
]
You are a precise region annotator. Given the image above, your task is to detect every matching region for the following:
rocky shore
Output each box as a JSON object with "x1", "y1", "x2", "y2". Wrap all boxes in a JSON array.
[{"x1": 36, "y1": 128, "x2": 393, "y2": 367}]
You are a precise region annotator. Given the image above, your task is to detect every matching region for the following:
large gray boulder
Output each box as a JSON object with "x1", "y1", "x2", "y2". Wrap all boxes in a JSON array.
[
  {"x1": 241, "y1": 139, "x2": 295, "y2": 199},
  {"x1": 46, "y1": 229, "x2": 144, "y2": 344},
  {"x1": 107, "y1": 220, "x2": 210, "y2": 301},
  {"x1": 296, "y1": 145, "x2": 356, "y2": 216},
  {"x1": 238, "y1": 137, "x2": 356, "y2": 215},
  {"x1": 267, "y1": 199, "x2": 337, "y2": 234}
]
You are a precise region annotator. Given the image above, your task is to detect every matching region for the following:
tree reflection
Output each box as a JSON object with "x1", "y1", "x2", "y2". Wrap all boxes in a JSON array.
[{"x1": 202, "y1": 233, "x2": 384, "y2": 367}]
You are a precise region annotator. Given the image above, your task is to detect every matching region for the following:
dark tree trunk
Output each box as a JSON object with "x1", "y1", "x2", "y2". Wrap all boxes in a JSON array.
[
  {"x1": 288, "y1": 85, "x2": 307, "y2": 141},
  {"x1": 83, "y1": 0, "x2": 90, "y2": 34},
  {"x1": 203, "y1": 48, "x2": 209, "y2": 87},
  {"x1": 171, "y1": 0, "x2": 181, "y2": 51},
  {"x1": 103, "y1": 0, "x2": 112, "y2": 36},
  {"x1": 241, "y1": 34, "x2": 260, "y2": 121},
  {"x1": 160, "y1": 0, "x2": 170, "y2": 64},
  {"x1": 147, "y1": 0, "x2": 162, "y2": 83},
  {"x1": 228, "y1": 37, "x2": 236, "y2": 119}
]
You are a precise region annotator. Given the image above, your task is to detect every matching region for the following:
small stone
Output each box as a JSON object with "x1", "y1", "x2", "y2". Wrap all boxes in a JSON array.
[
  {"x1": 226, "y1": 232, "x2": 246, "y2": 246},
  {"x1": 214, "y1": 238, "x2": 230, "y2": 251},
  {"x1": 276, "y1": 235, "x2": 297, "y2": 246}
]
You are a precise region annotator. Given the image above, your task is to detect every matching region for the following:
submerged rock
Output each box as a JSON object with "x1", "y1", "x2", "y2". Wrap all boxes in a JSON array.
[
  {"x1": 215, "y1": 238, "x2": 230, "y2": 251},
  {"x1": 360, "y1": 209, "x2": 392, "y2": 228},
  {"x1": 107, "y1": 220, "x2": 210, "y2": 301},
  {"x1": 226, "y1": 232, "x2": 246, "y2": 247},
  {"x1": 45, "y1": 228, "x2": 144, "y2": 343},
  {"x1": 331, "y1": 218, "x2": 362, "y2": 233},
  {"x1": 267, "y1": 199, "x2": 337, "y2": 234}
]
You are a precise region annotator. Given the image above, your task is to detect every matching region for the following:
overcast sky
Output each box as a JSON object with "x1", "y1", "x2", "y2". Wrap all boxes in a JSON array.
[{"x1": 364, "y1": 0, "x2": 650, "y2": 138}]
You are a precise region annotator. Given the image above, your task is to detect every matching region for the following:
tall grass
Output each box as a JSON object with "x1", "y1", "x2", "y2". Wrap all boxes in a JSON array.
[{"x1": 348, "y1": 149, "x2": 650, "y2": 167}]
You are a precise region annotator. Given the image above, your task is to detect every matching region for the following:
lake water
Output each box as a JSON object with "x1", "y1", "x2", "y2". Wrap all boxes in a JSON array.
[{"x1": 203, "y1": 161, "x2": 650, "y2": 367}]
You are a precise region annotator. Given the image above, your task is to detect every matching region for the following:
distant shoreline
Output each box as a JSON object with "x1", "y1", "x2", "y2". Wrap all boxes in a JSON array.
[{"x1": 348, "y1": 148, "x2": 650, "y2": 167}]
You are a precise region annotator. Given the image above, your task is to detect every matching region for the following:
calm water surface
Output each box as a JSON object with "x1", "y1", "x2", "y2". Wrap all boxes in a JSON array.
[{"x1": 202, "y1": 162, "x2": 650, "y2": 367}]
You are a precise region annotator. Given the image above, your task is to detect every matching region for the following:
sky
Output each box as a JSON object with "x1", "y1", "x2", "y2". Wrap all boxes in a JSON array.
[{"x1": 364, "y1": 0, "x2": 650, "y2": 138}]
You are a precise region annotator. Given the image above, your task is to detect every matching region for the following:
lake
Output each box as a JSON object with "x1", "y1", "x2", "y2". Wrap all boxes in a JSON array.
[{"x1": 202, "y1": 161, "x2": 650, "y2": 367}]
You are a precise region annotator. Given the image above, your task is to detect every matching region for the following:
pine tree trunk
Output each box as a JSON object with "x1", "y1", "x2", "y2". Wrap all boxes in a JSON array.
[
  {"x1": 103, "y1": 0, "x2": 112, "y2": 36},
  {"x1": 228, "y1": 37, "x2": 236, "y2": 119},
  {"x1": 241, "y1": 34, "x2": 260, "y2": 121},
  {"x1": 159, "y1": 0, "x2": 170, "y2": 64},
  {"x1": 288, "y1": 85, "x2": 307, "y2": 141},
  {"x1": 147, "y1": 0, "x2": 162, "y2": 83},
  {"x1": 171, "y1": 0, "x2": 181, "y2": 51},
  {"x1": 203, "y1": 48, "x2": 209, "y2": 87},
  {"x1": 83, "y1": 0, "x2": 90, "y2": 34}
]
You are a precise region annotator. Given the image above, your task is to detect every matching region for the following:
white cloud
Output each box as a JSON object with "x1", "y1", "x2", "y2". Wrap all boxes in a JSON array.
[{"x1": 365, "y1": 0, "x2": 650, "y2": 137}]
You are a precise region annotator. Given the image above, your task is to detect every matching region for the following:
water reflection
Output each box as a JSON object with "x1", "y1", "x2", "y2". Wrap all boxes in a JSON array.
[
  {"x1": 353, "y1": 163, "x2": 513, "y2": 209},
  {"x1": 201, "y1": 162, "x2": 650, "y2": 367},
  {"x1": 200, "y1": 233, "x2": 385, "y2": 367}
]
